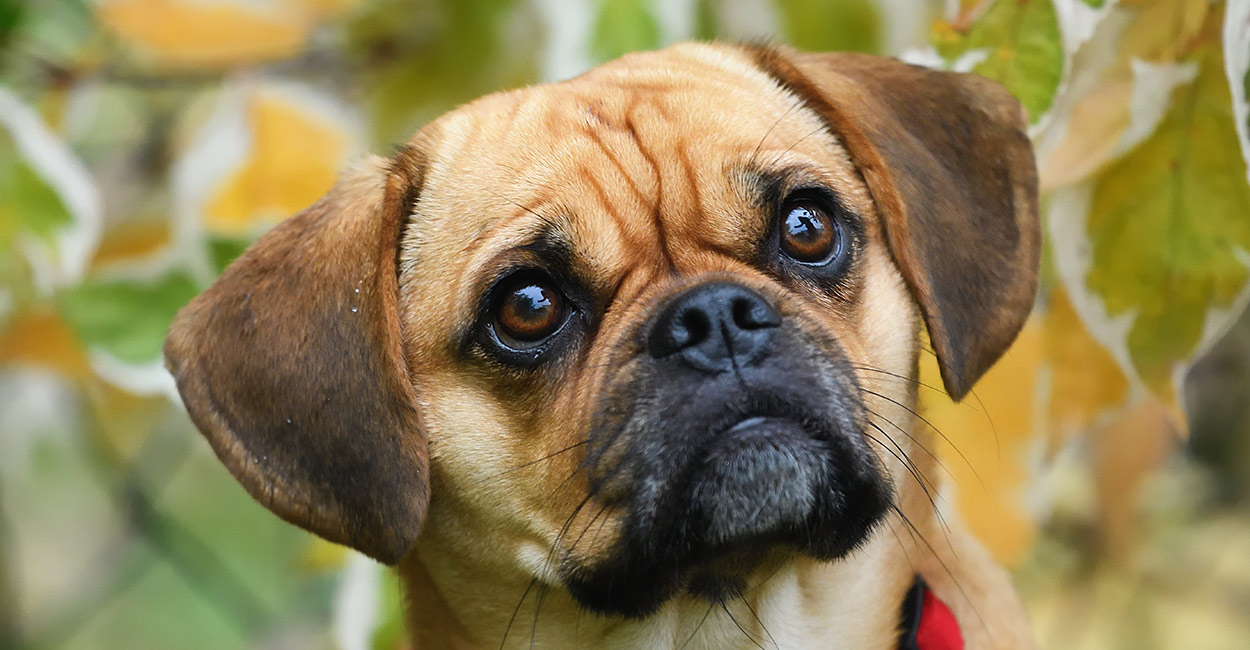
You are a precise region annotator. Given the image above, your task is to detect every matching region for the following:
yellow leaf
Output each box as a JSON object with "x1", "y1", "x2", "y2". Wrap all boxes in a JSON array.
[
  {"x1": 97, "y1": 0, "x2": 312, "y2": 68},
  {"x1": 300, "y1": 536, "x2": 350, "y2": 571},
  {"x1": 919, "y1": 319, "x2": 1044, "y2": 566},
  {"x1": 947, "y1": 0, "x2": 995, "y2": 30},
  {"x1": 1119, "y1": 0, "x2": 1209, "y2": 63},
  {"x1": 204, "y1": 89, "x2": 352, "y2": 236},
  {"x1": 0, "y1": 309, "x2": 90, "y2": 378},
  {"x1": 89, "y1": 221, "x2": 172, "y2": 270},
  {"x1": 1091, "y1": 398, "x2": 1180, "y2": 557},
  {"x1": 288, "y1": 0, "x2": 362, "y2": 21},
  {"x1": 1044, "y1": 288, "x2": 1130, "y2": 440},
  {"x1": 83, "y1": 377, "x2": 171, "y2": 463},
  {"x1": 1039, "y1": 80, "x2": 1134, "y2": 191}
]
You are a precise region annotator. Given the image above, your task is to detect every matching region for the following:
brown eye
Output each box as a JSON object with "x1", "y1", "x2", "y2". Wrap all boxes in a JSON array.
[
  {"x1": 779, "y1": 200, "x2": 840, "y2": 264},
  {"x1": 493, "y1": 276, "x2": 568, "y2": 348}
]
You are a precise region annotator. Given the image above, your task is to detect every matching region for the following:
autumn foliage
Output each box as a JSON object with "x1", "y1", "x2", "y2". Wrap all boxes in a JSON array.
[{"x1": 1, "y1": 1, "x2": 1247, "y2": 648}]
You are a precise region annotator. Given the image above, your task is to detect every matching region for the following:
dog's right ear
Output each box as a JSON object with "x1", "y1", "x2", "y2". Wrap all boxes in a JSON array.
[{"x1": 165, "y1": 147, "x2": 428, "y2": 564}]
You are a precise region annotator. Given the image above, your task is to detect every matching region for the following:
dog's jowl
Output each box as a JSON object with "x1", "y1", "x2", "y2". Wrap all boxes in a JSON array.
[{"x1": 166, "y1": 42, "x2": 1039, "y2": 649}]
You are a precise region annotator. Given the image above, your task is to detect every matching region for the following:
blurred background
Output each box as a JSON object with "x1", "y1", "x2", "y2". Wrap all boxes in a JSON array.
[{"x1": 1, "y1": 0, "x2": 1247, "y2": 648}]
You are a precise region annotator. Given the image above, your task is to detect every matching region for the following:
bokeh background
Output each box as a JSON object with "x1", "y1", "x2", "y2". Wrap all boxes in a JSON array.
[{"x1": 1, "y1": 0, "x2": 1248, "y2": 648}]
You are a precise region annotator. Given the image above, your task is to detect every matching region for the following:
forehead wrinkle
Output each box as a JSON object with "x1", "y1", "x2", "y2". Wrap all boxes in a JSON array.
[
  {"x1": 620, "y1": 105, "x2": 678, "y2": 271},
  {"x1": 576, "y1": 120, "x2": 653, "y2": 215},
  {"x1": 529, "y1": 95, "x2": 679, "y2": 280},
  {"x1": 570, "y1": 133, "x2": 666, "y2": 267},
  {"x1": 561, "y1": 203, "x2": 633, "y2": 298}
]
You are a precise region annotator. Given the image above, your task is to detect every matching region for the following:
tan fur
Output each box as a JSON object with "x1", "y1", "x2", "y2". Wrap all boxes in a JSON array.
[{"x1": 166, "y1": 42, "x2": 1038, "y2": 648}]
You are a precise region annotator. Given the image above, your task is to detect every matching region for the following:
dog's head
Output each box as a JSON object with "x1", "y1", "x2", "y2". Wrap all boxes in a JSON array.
[{"x1": 166, "y1": 43, "x2": 1037, "y2": 618}]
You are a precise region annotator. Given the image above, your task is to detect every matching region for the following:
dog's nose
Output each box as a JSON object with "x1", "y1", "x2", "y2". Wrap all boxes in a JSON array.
[{"x1": 647, "y1": 282, "x2": 780, "y2": 372}]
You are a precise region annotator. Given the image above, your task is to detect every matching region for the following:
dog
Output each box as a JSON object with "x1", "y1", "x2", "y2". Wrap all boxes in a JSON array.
[{"x1": 165, "y1": 42, "x2": 1039, "y2": 648}]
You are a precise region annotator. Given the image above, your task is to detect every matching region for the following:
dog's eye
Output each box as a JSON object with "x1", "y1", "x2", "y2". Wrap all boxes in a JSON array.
[
  {"x1": 779, "y1": 199, "x2": 841, "y2": 265},
  {"x1": 492, "y1": 275, "x2": 569, "y2": 349}
]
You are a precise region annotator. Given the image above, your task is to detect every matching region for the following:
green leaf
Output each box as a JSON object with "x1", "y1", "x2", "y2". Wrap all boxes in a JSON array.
[
  {"x1": 774, "y1": 0, "x2": 880, "y2": 54},
  {"x1": 0, "y1": 129, "x2": 74, "y2": 298},
  {"x1": 693, "y1": 0, "x2": 719, "y2": 41},
  {"x1": 0, "y1": 0, "x2": 24, "y2": 52},
  {"x1": 0, "y1": 131, "x2": 73, "y2": 251},
  {"x1": 58, "y1": 272, "x2": 200, "y2": 365},
  {"x1": 207, "y1": 236, "x2": 251, "y2": 276},
  {"x1": 591, "y1": 0, "x2": 660, "y2": 63},
  {"x1": 10, "y1": 0, "x2": 94, "y2": 62},
  {"x1": 370, "y1": 571, "x2": 406, "y2": 650},
  {"x1": 933, "y1": 0, "x2": 1064, "y2": 121},
  {"x1": 1084, "y1": 41, "x2": 1250, "y2": 389},
  {"x1": 345, "y1": 0, "x2": 536, "y2": 146}
]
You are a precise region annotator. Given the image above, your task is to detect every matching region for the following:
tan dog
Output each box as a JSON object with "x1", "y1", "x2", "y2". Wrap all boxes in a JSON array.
[{"x1": 165, "y1": 42, "x2": 1039, "y2": 649}]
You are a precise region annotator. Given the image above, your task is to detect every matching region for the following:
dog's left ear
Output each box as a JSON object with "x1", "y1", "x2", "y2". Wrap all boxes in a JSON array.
[
  {"x1": 749, "y1": 46, "x2": 1040, "y2": 400},
  {"x1": 165, "y1": 149, "x2": 428, "y2": 564}
]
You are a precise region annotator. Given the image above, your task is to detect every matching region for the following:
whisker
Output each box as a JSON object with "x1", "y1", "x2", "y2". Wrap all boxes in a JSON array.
[
  {"x1": 721, "y1": 601, "x2": 767, "y2": 650},
  {"x1": 472, "y1": 440, "x2": 589, "y2": 486},
  {"x1": 736, "y1": 588, "x2": 778, "y2": 649},
  {"x1": 889, "y1": 505, "x2": 988, "y2": 634},
  {"x1": 852, "y1": 364, "x2": 948, "y2": 397},
  {"x1": 860, "y1": 388, "x2": 986, "y2": 490},
  {"x1": 540, "y1": 492, "x2": 597, "y2": 586},
  {"x1": 748, "y1": 100, "x2": 802, "y2": 169},
  {"x1": 854, "y1": 364, "x2": 1002, "y2": 465},
  {"x1": 499, "y1": 577, "x2": 538, "y2": 650},
  {"x1": 861, "y1": 427, "x2": 953, "y2": 546},
  {"x1": 766, "y1": 123, "x2": 828, "y2": 169},
  {"x1": 886, "y1": 516, "x2": 916, "y2": 566},
  {"x1": 863, "y1": 423, "x2": 957, "y2": 557},
  {"x1": 678, "y1": 602, "x2": 717, "y2": 650},
  {"x1": 967, "y1": 386, "x2": 1002, "y2": 465},
  {"x1": 862, "y1": 425, "x2": 941, "y2": 511},
  {"x1": 567, "y1": 502, "x2": 613, "y2": 554},
  {"x1": 529, "y1": 583, "x2": 549, "y2": 649},
  {"x1": 864, "y1": 405, "x2": 955, "y2": 484}
]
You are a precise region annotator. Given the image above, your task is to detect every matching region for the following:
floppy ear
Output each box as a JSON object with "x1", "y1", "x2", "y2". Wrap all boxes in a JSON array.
[
  {"x1": 749, "y1": 46, "x2": 1040, "y2": 400},
  {"x1": 164, "y1": 149, "x2": 428, "y2": 564}
]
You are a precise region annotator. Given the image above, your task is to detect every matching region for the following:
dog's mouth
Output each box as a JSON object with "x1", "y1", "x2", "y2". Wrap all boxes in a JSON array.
[
  {"x1": 690, "y1": 415, "x2": 835, "y2": 547},
  {"x1": 563, "y1": 349, "x2": 893, "y2": 617}
]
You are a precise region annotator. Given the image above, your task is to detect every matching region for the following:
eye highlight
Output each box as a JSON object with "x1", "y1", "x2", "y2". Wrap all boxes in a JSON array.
[
  {"x1": 779, "y1": 199, "x2": 841, "y2": 265},
  {"x1": 491, "y1": 273, "x2": 570, "y2": 350}
]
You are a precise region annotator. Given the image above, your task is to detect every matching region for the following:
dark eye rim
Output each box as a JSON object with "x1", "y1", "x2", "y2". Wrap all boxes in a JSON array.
[{"x1": 478, "y1": 268, "x2": 579, "y2": 363}]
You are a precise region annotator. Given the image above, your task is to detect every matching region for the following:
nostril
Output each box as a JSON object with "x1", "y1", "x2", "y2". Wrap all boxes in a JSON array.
[
  {"x1": 680, "y1": 308, "x2": 711, "y2": 346},
  {"x1": 732, "y1": 296, "x2": 781, "y2": 330},
  {"x1": 649, "y1": 304, "x2": 714, "y2": 358}
]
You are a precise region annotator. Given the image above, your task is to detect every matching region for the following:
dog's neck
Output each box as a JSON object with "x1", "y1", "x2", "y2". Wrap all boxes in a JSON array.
[{"x1": 400, "y1": 515, "x2": 921, "y2": 649}]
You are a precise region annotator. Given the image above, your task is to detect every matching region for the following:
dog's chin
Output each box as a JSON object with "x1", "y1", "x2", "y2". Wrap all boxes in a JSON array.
[
  {"x1": 691, "y1": 416, "x2": 833, "y2": 546},
  {"x1": 563, "y1": 405, "x2": 892, "y2": 617}
]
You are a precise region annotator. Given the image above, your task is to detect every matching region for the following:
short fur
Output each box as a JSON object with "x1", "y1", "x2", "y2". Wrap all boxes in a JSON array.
[{"x1": 166, "y1": 42, "x2": 1039, "y2": 648}]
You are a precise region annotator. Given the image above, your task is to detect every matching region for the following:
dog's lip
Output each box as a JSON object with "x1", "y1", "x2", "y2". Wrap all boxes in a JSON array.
[
  {"x1": 725, "y1": 415, "x2": 772, "y2": 433},
  {"x1": 717, "y1": 413, "x2": 816, "y2": 440},
  {"x1": 720, "y1": 415, "x2": 806, "y2": 438}
]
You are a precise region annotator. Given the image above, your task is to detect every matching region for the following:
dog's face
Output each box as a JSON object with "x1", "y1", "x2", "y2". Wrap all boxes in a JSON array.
[
  {"x1": 166, "y1": 43, "x2": 1038, "y2": 622},
  {"x1": 400, "y1": 49, "x2": 901, "y2": 614}
]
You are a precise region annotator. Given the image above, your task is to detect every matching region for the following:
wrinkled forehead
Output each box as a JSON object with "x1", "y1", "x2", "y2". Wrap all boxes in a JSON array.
[{"x1": 401, "y1": 44, "x2": 866, "y2": 308}]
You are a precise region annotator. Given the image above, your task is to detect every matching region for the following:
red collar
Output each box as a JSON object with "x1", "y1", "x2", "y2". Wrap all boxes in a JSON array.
[{"x1": 898, "y1": 577, "x2": 964, "y2": 650}]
